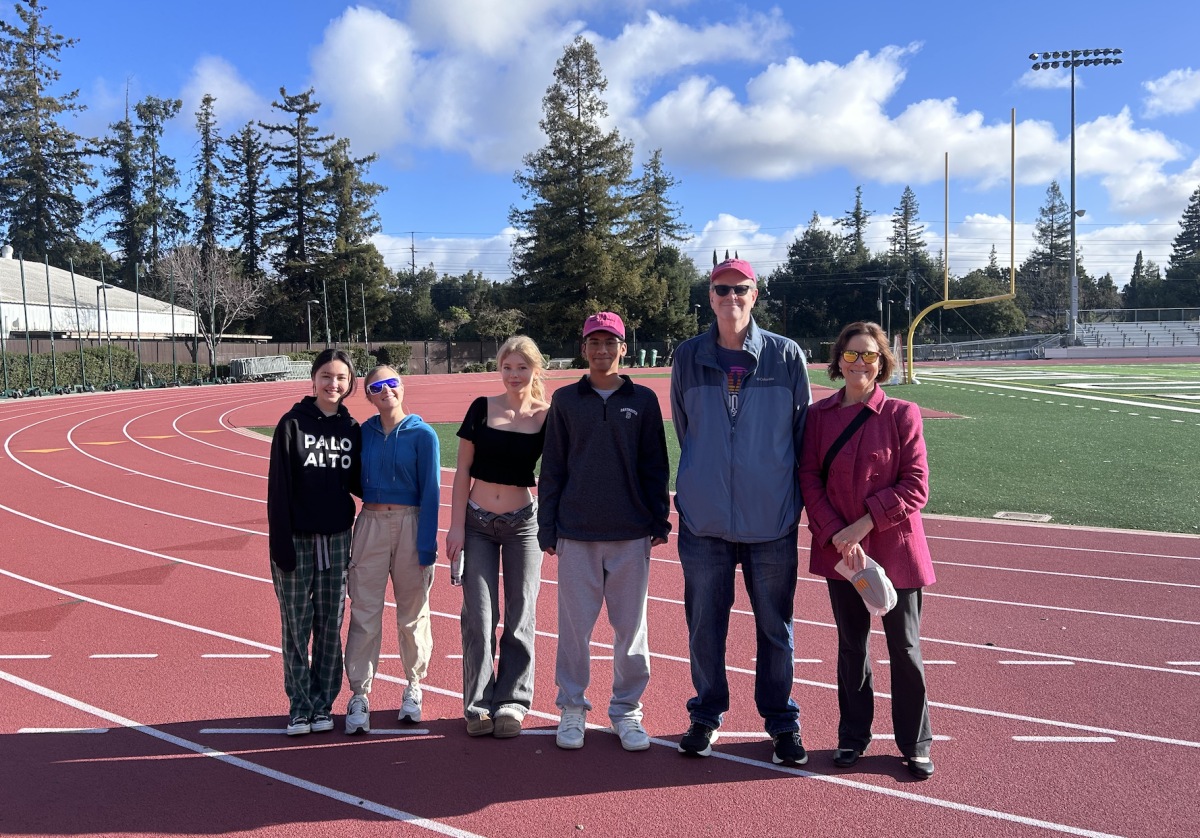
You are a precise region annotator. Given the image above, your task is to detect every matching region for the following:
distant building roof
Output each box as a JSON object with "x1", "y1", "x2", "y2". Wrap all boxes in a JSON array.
[{"x1": 0, "y1": 250, "x2": 194, "y2": 316}]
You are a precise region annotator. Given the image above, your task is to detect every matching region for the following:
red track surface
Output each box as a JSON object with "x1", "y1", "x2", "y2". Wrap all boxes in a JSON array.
[{"x1": 2, "y1": 379, "x2": 1198, "y2": 838}]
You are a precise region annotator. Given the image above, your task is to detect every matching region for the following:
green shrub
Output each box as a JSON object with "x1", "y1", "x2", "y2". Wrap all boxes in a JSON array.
[
  {"x1": 375, "y1": 343, "x2": 413, "y2": 372},
  {"x1": 289, "y1": 347, "x2": 373, "y2": 375},
  {"x1": 140, "y1": 362, "x2": 212, "y2": 383},
  {"x1": 459, "y1": 362, "x2": 487, "y2": 373},
  {"x1": 2, "y1": 346, "x2": 139, "y2": 389}
]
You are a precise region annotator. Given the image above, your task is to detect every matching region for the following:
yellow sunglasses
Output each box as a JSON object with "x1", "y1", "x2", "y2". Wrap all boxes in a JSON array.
[{"x1": 842, "y1": 350, "x2": 880, "y2": 364}]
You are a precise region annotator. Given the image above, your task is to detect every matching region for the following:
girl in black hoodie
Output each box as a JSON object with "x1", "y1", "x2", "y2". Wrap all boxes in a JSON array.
[{"x1": 267, "y1": 348, "x2": 362, "y2": 735}]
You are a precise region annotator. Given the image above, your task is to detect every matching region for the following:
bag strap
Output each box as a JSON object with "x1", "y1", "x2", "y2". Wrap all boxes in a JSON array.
[{"x1": 820, "y1": 407, "x2": 872, "y2": 482}]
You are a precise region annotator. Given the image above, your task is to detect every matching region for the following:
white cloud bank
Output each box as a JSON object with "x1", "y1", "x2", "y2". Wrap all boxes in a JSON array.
[
  {"x1": 1143, "y1": 68, "x2": 1200, "y2": 118},
  {"x1": 181, "y1": 55, "x2": 270, "y2": 129}
]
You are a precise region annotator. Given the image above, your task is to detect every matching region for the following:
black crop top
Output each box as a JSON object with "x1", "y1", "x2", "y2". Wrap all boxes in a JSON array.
[{"x1": 456, "y1": 396, "x2": 546, "y2": 487}]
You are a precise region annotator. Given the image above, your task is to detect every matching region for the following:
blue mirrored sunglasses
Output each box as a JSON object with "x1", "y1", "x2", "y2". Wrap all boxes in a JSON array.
[{"x1": 366, "y1": 377, "x2": 400, "y2": 395}]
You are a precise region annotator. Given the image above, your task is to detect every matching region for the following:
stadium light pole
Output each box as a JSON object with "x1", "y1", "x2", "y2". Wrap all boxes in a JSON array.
[{"x1": 1027, "y1": 48, "x2": 1123, "y2": 343}]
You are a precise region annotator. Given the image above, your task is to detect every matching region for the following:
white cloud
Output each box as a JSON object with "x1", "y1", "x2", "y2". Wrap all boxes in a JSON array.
[
  {"x1": 372, "y1": 229, "x2": 518, "y2": 278},
  {"x1": 1143, "y1": 68, "x2": 1200, "y2": 118},
  {"x1": 181, "y1": 55, "x2": 269, "y2": 129},
  {"x1": 1016, "y1": 68, "x2": 1077, "y2": 90}
]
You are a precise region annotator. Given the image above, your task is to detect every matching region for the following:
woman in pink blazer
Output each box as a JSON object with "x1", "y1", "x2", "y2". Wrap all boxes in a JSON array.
[{"x1": 798, "y1": 321, "x2": 936, "y2": 780}]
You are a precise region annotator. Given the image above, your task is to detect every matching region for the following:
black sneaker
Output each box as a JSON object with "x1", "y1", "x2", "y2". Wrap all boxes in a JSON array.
[
  {"x1": 285, "y1": 715, "x2": 311, "y2": 736},
  {"x1": 677, "y1": 722, "x2": 719, "y2": 757},
  {"x1": 310, "y1": 713, "x2": 334, "y2": 733},
  {"x1": 771, "y1": 731, "x2": 808, "y2": 765}
]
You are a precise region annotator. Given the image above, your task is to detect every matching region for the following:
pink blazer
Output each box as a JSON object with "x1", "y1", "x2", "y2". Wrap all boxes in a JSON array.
[{"x1": 799, "y1": 385, "x2": 935, "y2": 589}]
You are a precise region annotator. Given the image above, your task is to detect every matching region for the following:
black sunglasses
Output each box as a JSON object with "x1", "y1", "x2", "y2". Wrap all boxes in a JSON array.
[
  {"x1": 366, "y1": 377, "x2": 400, "y2": 395},
  {"x1": 712, "y1": 284, "x2": 753, "y2": 297}
]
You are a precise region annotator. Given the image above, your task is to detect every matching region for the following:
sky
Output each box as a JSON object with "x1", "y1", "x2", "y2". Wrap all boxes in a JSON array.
[{"x1": 22, "y1": 0, "x2": 1200, "y2": 289}]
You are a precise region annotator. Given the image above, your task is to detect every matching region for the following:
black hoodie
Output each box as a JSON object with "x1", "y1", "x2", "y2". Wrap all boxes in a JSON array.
[{"x1": 267, "y1": 396, "x2": 363, "y2": 571}]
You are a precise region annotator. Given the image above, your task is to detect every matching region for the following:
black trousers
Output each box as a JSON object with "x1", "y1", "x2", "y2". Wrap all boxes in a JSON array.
[{"x1": 826, "y1": 579, "x2": 932, "y2": 758}]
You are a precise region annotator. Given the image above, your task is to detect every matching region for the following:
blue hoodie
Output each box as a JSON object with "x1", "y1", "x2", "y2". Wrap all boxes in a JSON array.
[
  {"x1": 670, "y1": 317, "x2": 811, "y2": 543},
  {"x1": 360, "y1": 413, "x2": 442, "y2": 565}
]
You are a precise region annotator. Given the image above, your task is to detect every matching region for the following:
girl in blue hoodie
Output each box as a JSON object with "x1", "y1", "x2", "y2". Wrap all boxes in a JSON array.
[{"x1": 342, "y1": 365, "x2": 441, "y2": 734}]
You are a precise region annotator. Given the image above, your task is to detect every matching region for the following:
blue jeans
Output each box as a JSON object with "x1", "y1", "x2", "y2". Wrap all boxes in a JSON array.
[{"x1": 678, "y1": 525, "x2": 800, "y2": 736}]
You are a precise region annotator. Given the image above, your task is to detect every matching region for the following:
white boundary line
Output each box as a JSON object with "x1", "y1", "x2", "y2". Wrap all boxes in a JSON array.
[
  {"x1": 0, "y1": 669, "x2": 488, "y2": 838},
  {"x1": 918, "y1": 374, "x2": 1200, "y2": 414}
]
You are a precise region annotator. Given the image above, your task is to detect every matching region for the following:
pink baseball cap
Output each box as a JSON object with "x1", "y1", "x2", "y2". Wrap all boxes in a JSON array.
[
  {"x1": 711, "y1": 258, "x2": 756, "y2": 284},
  {"x1": 582, "y1": 311, "x2": 626, "y2": 340}
]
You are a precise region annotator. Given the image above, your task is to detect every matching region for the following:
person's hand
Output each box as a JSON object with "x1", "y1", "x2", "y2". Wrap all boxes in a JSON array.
[
  {"x1": 544, "y1": 546, "x2": 557, "y2": 557},
  {"x1": 445, "y1": 526, "x2": 465, "y2": 563},
  {"x1": 832, "y1": 515, "x2": 874, "y2": 557},
  {"x1": 844, "y1": 543, "x2": 868, "y2": 574},
  {"x1": 650, "y1": 536, "x2": 668, "y2": 548}
]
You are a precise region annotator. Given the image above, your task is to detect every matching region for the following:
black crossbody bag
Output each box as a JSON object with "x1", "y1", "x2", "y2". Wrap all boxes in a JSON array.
[{"x1": 820, "y1": 407, "x2": 872, "y2": 483}]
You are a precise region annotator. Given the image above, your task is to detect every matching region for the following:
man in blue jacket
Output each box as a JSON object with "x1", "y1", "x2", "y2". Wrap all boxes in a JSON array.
[{"x1": 670, "y1": 258, "x2": 811, "y2": 765}]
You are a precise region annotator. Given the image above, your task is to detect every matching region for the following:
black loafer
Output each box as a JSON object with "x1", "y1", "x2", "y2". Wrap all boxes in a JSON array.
[
  {"x1": 904, "y1": 756, "x2": 935, "y2": 780},
  {"x1": 833, "y1": 747, "x2": 865, "y2": 768}
]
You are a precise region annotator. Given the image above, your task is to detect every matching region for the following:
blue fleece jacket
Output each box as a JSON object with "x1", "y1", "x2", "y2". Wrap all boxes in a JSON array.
[{"x1": 360, "y1": 413, "x2": 442, "y2": 565}]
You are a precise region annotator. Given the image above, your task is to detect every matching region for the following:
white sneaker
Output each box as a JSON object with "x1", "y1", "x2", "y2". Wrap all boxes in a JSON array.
[
  {"x1": 398, "y1": 684, "x2": 422, "y2": 723},
  {"x1": 345, "y1": 694, "x2": 370, "y2": 734},
  {"x1": 611, "y1": 717, "x2": 650, "y2": 751},
  {"x1": 556, "y1": 708, "x2": 587, "y2": 750},
  {"x1": 285, "y1": 715, "x2": 311, "y2": 736}
]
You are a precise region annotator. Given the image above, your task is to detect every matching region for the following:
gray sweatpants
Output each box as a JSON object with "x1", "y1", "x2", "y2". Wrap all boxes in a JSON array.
[{"x1": 555, "y1": 536, "x2": 651, "y2": 722}]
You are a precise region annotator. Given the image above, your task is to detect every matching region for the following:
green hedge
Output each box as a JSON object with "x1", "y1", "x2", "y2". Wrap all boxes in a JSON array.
[
  {"x1": 374, "y1": 344, "x2": 413, "y2": 372},
  {"x1": 0, "y1": 347, "x2": 231, "y2": 391}
]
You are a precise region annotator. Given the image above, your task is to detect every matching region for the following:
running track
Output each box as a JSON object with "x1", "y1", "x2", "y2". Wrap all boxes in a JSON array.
[{"x1": 1, "y1": 377, "x2": 1197, "y2": 838}]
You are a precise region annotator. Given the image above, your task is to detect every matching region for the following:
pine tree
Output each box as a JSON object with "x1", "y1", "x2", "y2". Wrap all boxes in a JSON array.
[
  {"x1": 134, "y1": 95, "x2": 186, "y2": 287},
  {"x1": 632, "y1": 149, "x2": 686, "y2": 258},
  {"x1": 888, "y1": 186, "x2": 925, "y2": 259},
  {"x1": 1016, "y1": 181, "x2": 1073, "y2": 320},
  {"x1": 509, "y1": 36, "x2": 652, "y2": 343},
  {"x1": 191, "y1": 93, "x2": 225, "y2": 274},
  {"x1": 221, "y1": 121, "x2": 271, "y2": 283},
  {"x1": 0, "y1": 0, "x2": 94, "y2": 262},
  {"x1": 835, "y1": 185, "x2": 874, "y2": 258},
  {"x1": 1124, "y1": 251, "x2": 1146, "y2": 308},
  {"x1": 88, "y1": 97, "x2": 143, "y2": 287},
  {"x1": 1167, "y1": 186, "x2": 1200, "y2": 283},
  {"x1": 260, "y1": 88, "x2": 334, "y2": 308},
  {"x1": 322, "y1": 137, "x2": 389, "y2": 341}
]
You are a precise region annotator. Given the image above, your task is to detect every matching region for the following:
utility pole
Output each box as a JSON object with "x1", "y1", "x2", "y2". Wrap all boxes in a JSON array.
[{"x1": 410, "y1": 232, "x2": 417, "y2": 275}]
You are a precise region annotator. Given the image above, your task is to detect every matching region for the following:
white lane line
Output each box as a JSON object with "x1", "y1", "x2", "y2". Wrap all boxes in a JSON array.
[
  {"x1": 918, "y1": 375, "x2": 1200, "y2": 414},
  {"x1": 19, "y1": 727, "x2": 108, "y2": 733},
  {"x1": 0, "y1": 654, "x2": 50, "y2": 659},
  {"x1": 12, "y1": 568, "x2": 1190, "y2": 761},
  {"x1": 1013, "y1": 736, "x2": 1115, "y2": 743},
  {"x1": 750, "y1": 658, "x2": 823, "y2": 663},
  {"x1": 198, "y1": 728, "x2": 432, "y2": 736},
  {"x1": 932, "y1": 559, "x2": 1200, "y2": 589},
  {"x1": 0, "y1": 671, "x2": 486, "y2": 838},
  {"x1": 877, "y1": 660, "x2": 956, "y2": 665},
  {"x1": 0, "y1": 664, "x2": 1125, "y2": 838},
  {"x1": 874, "y1": 734, "x2": 954, "y2": 741},
  {"x1": 518, "y1": 730, "x2": 558, "y2": 735},
  {"x1": 201, "y1": 653, "x2": 271, "y2": 659},
  {"x1": 1000, "y1": 660, "x2": 1075, "y2": 666},
  {"x1": 1167, "y1": 661, "x2": 1200, "y2": 666},
  {"x1": 925, "y1": 592, "x2": 1200, "y2": 626},
  {"x1": 89, "y1": 653, "x2": 157, "y2": 659}
]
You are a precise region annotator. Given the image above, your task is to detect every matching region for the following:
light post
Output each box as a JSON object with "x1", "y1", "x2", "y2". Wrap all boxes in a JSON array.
[
  {"x1": 96, "y1": 281, "x2": 115, "y2": 389},
  {"x1": 306, "y1": 300, "x2": 320, "y2": 350},
  {"x1": 1027, "y1": 48, "x2": 1123, "y2": 343}
]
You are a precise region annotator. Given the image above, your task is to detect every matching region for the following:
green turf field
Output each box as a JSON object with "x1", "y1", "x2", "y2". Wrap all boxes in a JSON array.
[{"x1": 251, "y1": 361, "x2": 1200, "y2": 534}]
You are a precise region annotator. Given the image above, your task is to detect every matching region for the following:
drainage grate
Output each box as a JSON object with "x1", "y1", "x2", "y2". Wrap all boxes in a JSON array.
[{"x1": 994, "y1": 511, "x2": 1053, "y2": 522}]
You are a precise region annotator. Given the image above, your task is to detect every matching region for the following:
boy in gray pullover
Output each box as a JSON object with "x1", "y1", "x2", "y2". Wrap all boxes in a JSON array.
[{"x1": 537, "y1": 312, "x2": 671, "y2": 752}]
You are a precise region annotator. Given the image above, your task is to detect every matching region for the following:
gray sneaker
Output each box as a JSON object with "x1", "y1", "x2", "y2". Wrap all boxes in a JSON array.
[
  {"x1": 345, "y1": 694, "x2": 370, "y2": 734},
  {"x1": 398, "y1": 684, "x2": 422, "y2": 723},
  {"x1": 611, "y1": 717, "x2": 650, "y2": 751},
  {"x1": 556, "y1": 709, "x2": 587, "y2": 750}
]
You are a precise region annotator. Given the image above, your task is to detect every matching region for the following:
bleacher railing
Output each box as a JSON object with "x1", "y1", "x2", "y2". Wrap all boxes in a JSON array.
[{"x1": 1080, "y1": 308, "x2": 1200, "y2": 323}]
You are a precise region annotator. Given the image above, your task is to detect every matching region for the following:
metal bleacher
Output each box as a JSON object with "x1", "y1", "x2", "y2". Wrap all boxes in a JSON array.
[{"x1": 1076, "y1": 321, "x2": 1200, "y2": 348}]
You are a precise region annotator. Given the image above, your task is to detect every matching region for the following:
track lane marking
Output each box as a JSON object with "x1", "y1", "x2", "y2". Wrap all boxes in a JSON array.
[
  {"x1": 89, "y1": 654, "x2": 157, "y2": 659},
  {"x1": 1013, "y1": 736, "x2": 1115, "y2": 743},
  {"x1": 0, "y1": 670, "x2": 488, "y2": 838},
  {"x1": 19, "y1": 727, "x2": 108, "y2": 733},
  {"x1": 4, "y1": 568, "x2": 1198, "y2": 754}
]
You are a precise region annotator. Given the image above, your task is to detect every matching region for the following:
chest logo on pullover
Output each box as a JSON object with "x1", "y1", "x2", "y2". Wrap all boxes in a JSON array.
[
  {"x1": 302, "y1": 433, "x2": 353, "y2": 469},
  {"x1": 620, "y1": 407, "x2": 638, "y2": 419}
]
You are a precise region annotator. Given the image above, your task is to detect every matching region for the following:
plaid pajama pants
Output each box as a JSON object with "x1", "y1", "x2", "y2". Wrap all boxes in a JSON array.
[{"x1": 271, "y1": 529, "x2": 352, "y2": 718}]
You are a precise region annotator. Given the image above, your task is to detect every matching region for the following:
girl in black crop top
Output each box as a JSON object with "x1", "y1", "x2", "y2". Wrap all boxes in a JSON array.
[{"x1": 446, "y1": 336, "x2": 550, "y2": 738}]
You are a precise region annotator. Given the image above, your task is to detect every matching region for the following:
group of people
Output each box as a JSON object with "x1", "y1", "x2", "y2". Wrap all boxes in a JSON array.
[{"x1": 266, "y1": 257, "x2": 937, "y2": 780}]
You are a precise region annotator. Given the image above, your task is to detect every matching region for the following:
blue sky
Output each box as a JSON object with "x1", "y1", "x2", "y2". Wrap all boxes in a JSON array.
[{"x1": 27, "y1": 0, "x2": 1200, "y2": 287}]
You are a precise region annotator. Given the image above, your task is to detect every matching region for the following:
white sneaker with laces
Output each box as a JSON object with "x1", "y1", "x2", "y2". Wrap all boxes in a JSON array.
[
  {"x1": 345, "y1": 694, "x2": 370, "y2": 734},
  {"x1": 556, "y1": 709, "x2": 587, "y2": 750},
  {"x1": 611, "y1": 717, "x2": 650, "y2": 751},
  {"x1": 398, "y1": 684, "x2": 422, "y2": 723}
]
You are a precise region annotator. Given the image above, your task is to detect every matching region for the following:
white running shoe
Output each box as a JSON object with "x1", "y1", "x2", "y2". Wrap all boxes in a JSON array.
[
  {"x1": 285, "y1": 715, "x2": 311, "y2": 736},
  {"x1": 398, "y1": 684, "x2": 422, "y2": 723},
  {"x1": 611, "y1": 717, "x2": 650, "y2": 751},
  {"x1": 345, "y1": 694, "x2": 370, "y2": 734},
  {"x1": 556, "y1": 709, "x2": 587, "y2": 750}
]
